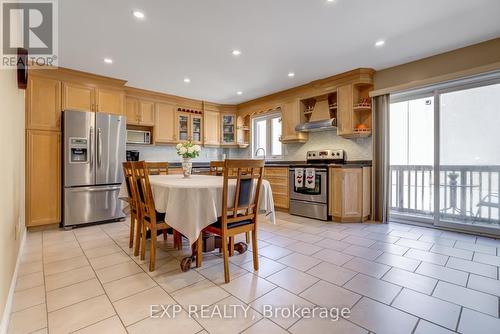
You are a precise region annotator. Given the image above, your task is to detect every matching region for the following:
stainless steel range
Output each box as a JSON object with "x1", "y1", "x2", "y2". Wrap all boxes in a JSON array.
[{"x1": 289, "y1": 149, "x2": 346, "y2": 220}]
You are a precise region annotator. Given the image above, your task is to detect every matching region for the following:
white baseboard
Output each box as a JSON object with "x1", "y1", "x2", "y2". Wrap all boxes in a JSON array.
[{"x1": 0, "y1": 229, "x2": 27, "y2": 334}]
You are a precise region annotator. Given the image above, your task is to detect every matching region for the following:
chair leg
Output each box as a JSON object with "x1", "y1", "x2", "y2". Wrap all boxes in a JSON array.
[
  {"x1": 221, "y1": 235, "x2": 230, "y2": 283},
  {"x1": 229, "y1": 237, "x2": 234, "y2": 256},
  {"x1": 149, "y1": 226, "x2": 157, "y2": 272},
  {"x1": 140, "y1": 222, "x2": 147, "y2": 261},
  {"x1": 134, "y1": 216, "x2": 141, "y2": 257},
  {"x1": 252, "y1": 229, "x2": 259, "y2": 271},
  {"x1": 174, "y1": 231, "x2": 182, "y2": 250},
  {"x1": 163, "y1": 230, "x2": 168, "y2": 241},
  {"x1": 245, "y1": 231, "x2": 250, "y2": 244},
  {"x1": 196, "y1": 234, "x2": 203, "y2": 268},
  {"x1": 129, "y1": 212, "x2": 135, "y2": 248}
]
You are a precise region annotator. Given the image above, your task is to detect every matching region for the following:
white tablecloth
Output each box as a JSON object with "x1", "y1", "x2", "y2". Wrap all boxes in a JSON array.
[{"x1": 119, "y1": 175, "x2": 275, "y2": 244}]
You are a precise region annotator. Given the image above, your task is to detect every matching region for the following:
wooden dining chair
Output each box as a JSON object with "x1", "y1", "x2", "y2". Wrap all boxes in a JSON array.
[
  {"x1": 123, "y1": 162, "x2": 141, "y2": 256},
  {"x1": 133, "y1": 161, "x2": 173, "y2": 271},
  {"x1": 146, "y1": 162, "x2": 169, "y2": 175},
  {"x1": 210, "y1": 160, "x2": 251, "y2": 243},
  {"x1": 201, "y1": 159, "x2": 264, "y2": 283},
  {"x1": 209, "y1": 161, "x2": 225, "y2": 176}
]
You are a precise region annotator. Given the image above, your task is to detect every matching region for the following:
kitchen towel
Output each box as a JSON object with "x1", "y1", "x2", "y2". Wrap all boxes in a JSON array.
[
  {"x1": 305, "y1": 168, "x2": 316, "y2": 189},
  {"x1": 294, "y1": 168, "x2": 304, "y2": 188}
]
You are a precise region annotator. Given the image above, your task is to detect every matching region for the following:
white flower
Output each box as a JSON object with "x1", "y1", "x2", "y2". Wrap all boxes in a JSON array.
[
  {"x1": 193, "y1": 145, "x2": 201, "y2": 152},
  {"x1": 176, "y1": 143, "x2": 183, "y2": 150},
  {"x1": 179, "y1": 147, "x2": 187, "y2": 155},
  {"x1": 187, "y1": 146, "x2": 195, "y2": 154}
]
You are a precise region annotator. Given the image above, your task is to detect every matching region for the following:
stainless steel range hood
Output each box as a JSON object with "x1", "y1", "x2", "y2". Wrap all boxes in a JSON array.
[{"x1": 295, "y1": 118, "x2": 337, "y2": 132}]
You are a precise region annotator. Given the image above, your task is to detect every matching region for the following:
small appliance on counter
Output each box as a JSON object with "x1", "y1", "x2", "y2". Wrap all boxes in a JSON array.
[
  {"x1": 126, "y1": 150, "x2": 140, "y2": 161},
  {"x1": 289, "y1": 149, "x2": 346, "y2": 220},
  {"x1": 63, "y1": 110, "x2": 126, "y2": 228}
]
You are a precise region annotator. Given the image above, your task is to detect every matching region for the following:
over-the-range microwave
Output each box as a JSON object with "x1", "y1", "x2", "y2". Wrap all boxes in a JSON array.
[{"x1": 126, "y1": 129, "x2": 151, "y2": 145}]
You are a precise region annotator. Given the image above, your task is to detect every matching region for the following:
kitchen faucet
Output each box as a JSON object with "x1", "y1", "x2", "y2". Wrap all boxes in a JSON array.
[{"x1": 255, "y1": 148, "x2": 266, "y2": 160}]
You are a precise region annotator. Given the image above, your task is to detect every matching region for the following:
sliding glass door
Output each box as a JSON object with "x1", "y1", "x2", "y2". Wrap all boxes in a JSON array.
[
  {"x1": 389, "y1": 75, "x2": 500, "y2": 235},
  {"x1": 389, "y1": 96, "x2": 434, "y2": 223},
  {"x1": 437, "y1": 83, "x2": 500, "y2": 233}
]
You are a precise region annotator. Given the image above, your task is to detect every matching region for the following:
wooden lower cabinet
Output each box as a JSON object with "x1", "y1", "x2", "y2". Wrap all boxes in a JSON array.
[
  {"x1": 329, "y1": 167, "x2": 371, "y2": 222},
  {"x1": 264, "y1": 167, "x2": 289, "y2": 209},
  {"x1": 169, "y1": 167, "x2": 183, "y2": 175},
  {"x1": 26, "y1": 130, "x2": 61, "y2": 227}
]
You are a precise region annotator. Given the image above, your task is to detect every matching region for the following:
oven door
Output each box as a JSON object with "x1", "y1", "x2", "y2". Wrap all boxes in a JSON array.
[{"x1": 289, "y1": 168, "x2": 327, "y2": 203}]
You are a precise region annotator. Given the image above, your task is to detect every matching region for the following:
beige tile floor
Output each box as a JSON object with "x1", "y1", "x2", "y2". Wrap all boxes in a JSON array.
[{"x1": 7, "y1": 212, "x2": 500, "y2": 334}]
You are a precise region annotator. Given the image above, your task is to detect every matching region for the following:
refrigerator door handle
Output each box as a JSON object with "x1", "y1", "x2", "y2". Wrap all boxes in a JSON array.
[
  {"x1": 68, "y1": 185, "x2": 121, "y2": 192},
  {"x1": 97, "y1": 128, "x2": 102, "y2": 167},
  {"x1": 89, "y1": 126, "x2": 94, "y2": 168}
]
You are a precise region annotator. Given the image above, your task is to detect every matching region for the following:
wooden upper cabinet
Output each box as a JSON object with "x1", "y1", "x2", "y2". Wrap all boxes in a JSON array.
[
  {"x1": 139, "y1": 101, "x2": 155, "y2": 126},
  {"x1": 337, "y1": 84, "x2": 354, "y2": 136},
  {"x1": 26, "y1": 130, "x2": 61, "y2": 226},
  {"x1": 125, "y1": 97, "x2": 155, "y2": 125},
  {"x1": 281, "y1": 99, "x2": 308, "y2": 143},
  {"x1": 221, "y1": 114, "x2": 237, "y2": 145},
  {"x1": 204, "y1": 110, "x2": 220, "y2": 146},
  {"x1": 125, "y1": 97, "x2": 139, "y2": 124},
  {"x1": 191, "y1": 114, "x2": 203, "y2": 145},
  {"x1": 62, "y1": 82, "x2": 95, "y2": 112},
  {"x1": 27, "y1": 75, "x2": 62, "y2": 131},
  {"x1": 96, "y1": 87, "x2": 125, "y2": 115},
  {"x1": 155, "y1": 103, "x2": 176, "y2": 143}
]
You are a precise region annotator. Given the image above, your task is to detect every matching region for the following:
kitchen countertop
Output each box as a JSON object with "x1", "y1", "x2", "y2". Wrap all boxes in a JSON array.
[{"x1": 167, "y1": 160, "x2": 371, "y2": 168}]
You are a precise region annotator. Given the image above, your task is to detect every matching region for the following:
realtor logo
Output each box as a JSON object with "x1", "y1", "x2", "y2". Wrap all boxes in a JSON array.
[{"x1": 1, "y1": 0, "x2": 58, "y2": 68}]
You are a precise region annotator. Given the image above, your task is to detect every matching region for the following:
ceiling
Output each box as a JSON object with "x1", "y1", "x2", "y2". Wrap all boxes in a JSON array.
[{"x1": 59, "y1": 0, "x2": 500, "y2": 104}]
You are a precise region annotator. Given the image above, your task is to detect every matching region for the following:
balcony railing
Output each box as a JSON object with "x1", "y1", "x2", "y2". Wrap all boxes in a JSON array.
[{"x1": 390, "y1": 165, "x2": 500, "y2": 224}]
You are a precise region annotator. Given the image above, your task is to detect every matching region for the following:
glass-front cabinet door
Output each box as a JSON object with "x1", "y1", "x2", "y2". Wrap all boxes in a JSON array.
[
  {"x1": 221, "y1": 114, "x2": 236, "y2": 145},
  {"x1": 176, "y1": 112, "x2": 189, "y2": 142},
  {"x1": 191, "y1": 115, "x2": 202, "y2": 144}
]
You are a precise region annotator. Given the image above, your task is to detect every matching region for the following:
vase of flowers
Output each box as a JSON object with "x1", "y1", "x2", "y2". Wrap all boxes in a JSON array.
[{"x1": 176, "y1": 141, "x2": 201, "y2": 178}]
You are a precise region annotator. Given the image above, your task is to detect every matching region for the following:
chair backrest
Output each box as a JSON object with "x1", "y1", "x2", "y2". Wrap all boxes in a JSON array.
[
  {"x1": 133, "y1": 161, "x2": 157, "y2": 225},
  {"x1": 209, "y1": 161, "x2": 225, "y2": 176},
  {"x1": 146, "y1": 162, "x2": 169, "y2": 175},
  {"x1": 221, "y1": 159, "x2": 265, "y2": 229},
  {"x1": 122, "y1": 162, "x2": 139, "y2": 211}
]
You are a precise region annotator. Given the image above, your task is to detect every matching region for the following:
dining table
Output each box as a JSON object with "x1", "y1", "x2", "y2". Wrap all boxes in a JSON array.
[{"x1": 118, "y1": 174, "x2": 276, "y2": 247}]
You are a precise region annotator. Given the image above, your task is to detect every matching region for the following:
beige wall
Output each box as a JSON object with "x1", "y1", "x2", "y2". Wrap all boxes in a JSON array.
[
  {"x1": 0, "y1": 68, "x2": 26, "y2": 322},
  {"x1": 373, "y1": 37, "x2": 500, "y2": 94}
]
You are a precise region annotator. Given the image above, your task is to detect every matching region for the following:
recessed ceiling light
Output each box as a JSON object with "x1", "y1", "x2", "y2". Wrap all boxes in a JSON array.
[
  {"x1": 375, "y1": 40, "x2": 385, "y2": 47},
  {"x1": 288, "y1": 72, "x2": 295, "y2": 77},
  {"x1": 103, "y1": 58, "x2": 113, "y2": 64},
  {"x1": 133, "y1": 11, "x2": 145, "y2": 19},
  {"x1": 231, "y1": 50, "x2": 241, "y2": 56},
  {"x1": 183, "y1": 78, "x2": 191, "y2": 83},
  {"x1": 326, "y1": 0, "x2": 336, "y2": 3},
  {"x1": 236, "y1": 91, "x2": 243, "y2": 95}
]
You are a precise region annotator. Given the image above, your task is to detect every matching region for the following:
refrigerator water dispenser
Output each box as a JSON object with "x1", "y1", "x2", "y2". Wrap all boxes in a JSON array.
[{"x1": 69, "y1": 137, "x2": 88, "y2": 163}]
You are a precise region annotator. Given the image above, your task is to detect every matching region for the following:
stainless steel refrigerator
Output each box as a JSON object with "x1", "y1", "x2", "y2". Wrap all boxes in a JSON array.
[{"x1": 63, "y1": 110, "x2": 126, "y2": 228}]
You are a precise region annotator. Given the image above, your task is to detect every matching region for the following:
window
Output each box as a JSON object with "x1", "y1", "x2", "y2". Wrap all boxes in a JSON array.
[{"x1": 252, "y1": 113, "x2": 282, "y2": 159}]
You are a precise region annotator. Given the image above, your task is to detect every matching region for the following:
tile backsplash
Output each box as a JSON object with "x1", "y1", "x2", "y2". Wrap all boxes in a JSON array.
[
  {"x1": 128, "y1": 131, "x2": 372, "y2": 162},
  {"x1": 126, "y1": 144, "x2": 226, "y2": 162},
  {"x1": 229, "y1": 131, "x2": 372, "y2": 161}
]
